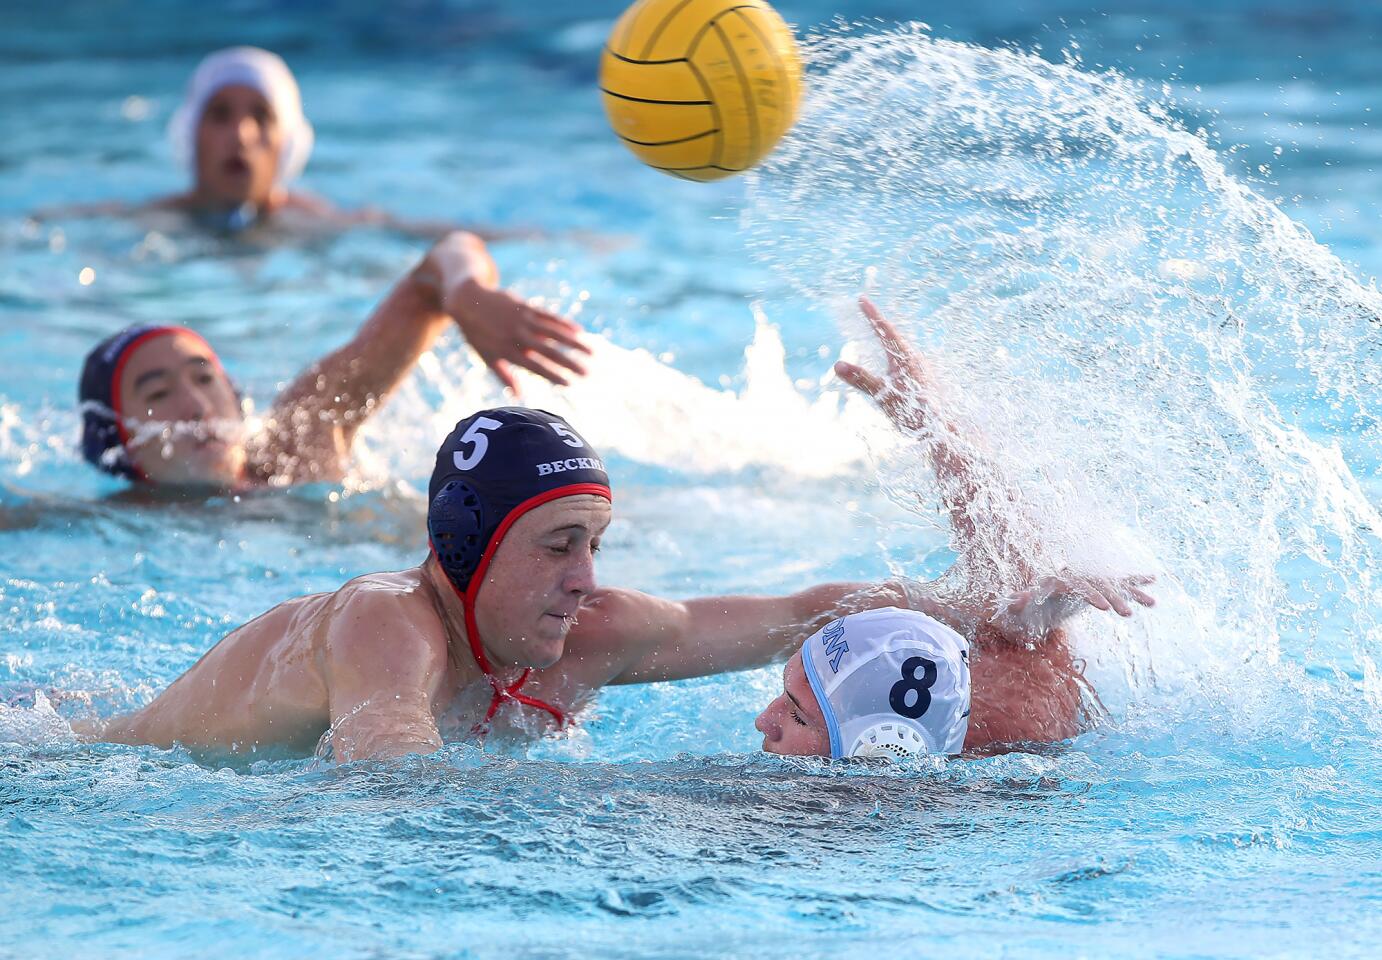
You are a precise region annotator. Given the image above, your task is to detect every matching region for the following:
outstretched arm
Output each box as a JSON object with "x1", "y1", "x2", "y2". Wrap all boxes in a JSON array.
[
  {"x1": 836, "y1": 296, "x2": 1035, "y2": 582},
  {"x1": 596, "y1": 578, "x2": 994, "y2": 684},
  {"x1": 838, "y1": 296, "x2": 1154, "y2": 633},
  {"x1": 259, "y1": 230, "x2": 590, "y2": 478}
]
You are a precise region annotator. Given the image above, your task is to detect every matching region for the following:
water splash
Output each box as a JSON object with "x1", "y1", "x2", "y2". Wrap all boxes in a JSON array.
[
  {"x1": 0, "y1": 690, "x2": 76, "y2": 747},
  {"x1": 350, "y1": 315, "x2": 899, "y2": 489},
  {"x1": 744, "y1": 24, "x2": 1382, "y2": 727}
]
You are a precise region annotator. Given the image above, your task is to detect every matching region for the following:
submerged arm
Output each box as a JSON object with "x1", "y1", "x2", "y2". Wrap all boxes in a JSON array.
[{"x1": 323, "y1": 592, "x2": 448, "y2": 762}]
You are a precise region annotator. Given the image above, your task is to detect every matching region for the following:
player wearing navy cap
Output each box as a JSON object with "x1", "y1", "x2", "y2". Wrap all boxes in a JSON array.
[
  {"x1": 77, "y1": 301, "x2": 1153, "y2": 761},
  {"x1": 76, "y1": 230, "x2": 588, "y2": 490}
]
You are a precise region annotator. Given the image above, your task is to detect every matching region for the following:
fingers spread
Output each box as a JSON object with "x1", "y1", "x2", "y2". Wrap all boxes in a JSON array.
[
  {"x1": 530, "y1": 305, "x2": 580, "y2": 328},
  {"x1": 1127, "y1": 587, "x2": 1157, "y2": 607},
  {"x1": 1077, "y1": 581, "x2": 1112, "y2": 612},
  {"x1": 517, "y1": 352, "x2": 571, "y2": 387},
  {"x1": 532, "y1": 317, "x2": 592, "y2": 354},
  {"x1": 857, "y1": 296, "x2": 910, "y2": 365},
  {"x1": 490, "y1": 358, "x2": 520, "y2": 396},
  {"x1": 527, "y1": 340, "x2": 588, "y2": 377},
  {"x1": 1106, "y1": 589, "x2": 1134, "y2": 617}
]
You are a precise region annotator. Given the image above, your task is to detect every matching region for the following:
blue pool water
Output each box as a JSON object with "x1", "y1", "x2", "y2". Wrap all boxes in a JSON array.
[{"x1": 2, "y1": 1, "x2": 1381, "y2": 957}]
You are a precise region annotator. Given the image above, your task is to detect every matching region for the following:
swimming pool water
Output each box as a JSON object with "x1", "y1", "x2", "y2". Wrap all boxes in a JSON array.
[{"x1": 2, "y1": 1, "x2": 1381, "y2": 957}]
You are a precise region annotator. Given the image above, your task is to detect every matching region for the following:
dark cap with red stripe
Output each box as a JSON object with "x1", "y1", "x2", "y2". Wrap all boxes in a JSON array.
[
  {"x1": 427, "y1": 406, "x2": 611, "y2": 596},
  {"x1": 427, "y1": 407, "x2": 611, "y2": 731},
  {"x1": 79, "y1": 324, "x2": 215, "y2": 481}
]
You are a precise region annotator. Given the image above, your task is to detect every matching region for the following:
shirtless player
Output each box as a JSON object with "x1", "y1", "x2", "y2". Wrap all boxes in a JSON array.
[
  {"x1": 78, "y1": 301, "x2": 1151, "y2": 760},
  {"x1": 756, "y1": 300, "x2": 1154, "y2": 759}
]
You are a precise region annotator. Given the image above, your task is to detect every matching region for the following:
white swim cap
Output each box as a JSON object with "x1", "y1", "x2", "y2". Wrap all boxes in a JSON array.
[
  {"x1": 167, "y1": 46, "x2": 315, "y2": 184},
  {"x1": 800, "y1": 607, "x2": 971, "y2": 760}
]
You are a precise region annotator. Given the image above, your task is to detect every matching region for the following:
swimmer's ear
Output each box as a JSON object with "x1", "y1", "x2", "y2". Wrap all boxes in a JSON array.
[{"x1": 428, "y1": 480, "x2": 486, "y2": 589}]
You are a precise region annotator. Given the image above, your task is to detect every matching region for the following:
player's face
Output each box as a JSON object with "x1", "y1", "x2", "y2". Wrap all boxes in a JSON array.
[
  {"x1": 755, "y1": 650, "x2": 831, "y2": 757},
  {"x1": 195, "y1": 84, "x2": 282, "y2": 207},
  {"x1": 473, "y1": 495, "x2": 611, "y2": 670},
  {"x1": 117, "y1": 332, "x2": 246, "y2": 487}
]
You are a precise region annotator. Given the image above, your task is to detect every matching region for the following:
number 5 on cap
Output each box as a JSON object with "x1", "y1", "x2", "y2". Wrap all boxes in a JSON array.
[
  {"x1": 453, "y1": 416, "x2": 503, "y2": 470},
  {"x1": 549, "y1": 421, "x2": 585, "y2": 448}
]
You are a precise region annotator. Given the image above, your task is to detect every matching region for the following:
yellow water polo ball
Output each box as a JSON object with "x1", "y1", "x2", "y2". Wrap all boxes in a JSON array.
[{"x1": 600, "y1": 0, "x2": 803, "y2": 182}]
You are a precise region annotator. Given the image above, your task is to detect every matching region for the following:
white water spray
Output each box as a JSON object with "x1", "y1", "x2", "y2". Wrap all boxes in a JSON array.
[{"x1": 743, "y1": 25, "x2": 1382, "y2": 726}]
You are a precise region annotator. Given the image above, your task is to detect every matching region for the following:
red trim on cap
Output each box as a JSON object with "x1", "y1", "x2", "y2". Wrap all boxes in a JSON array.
[
  {"x1": 109, "y1": 326, "x2": 224, "y2": 485},
  {"x1": 434, "y1": 481, "x2": 612, "y2": 737}
]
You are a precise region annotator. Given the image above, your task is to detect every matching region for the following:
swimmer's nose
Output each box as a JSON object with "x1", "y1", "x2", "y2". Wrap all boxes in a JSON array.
[
  {"x1": 234, "y1": 113, "x2": 261, "y2": 148},
  {"x1": 177, "y1": 385, "x2": 215, "y2": 422},
  {"x1": 563, "y1": 549, "x2": 598, "y2": 597},
  {"x1": 754, "y1": 704, "x2": 779, "y2": 742}
]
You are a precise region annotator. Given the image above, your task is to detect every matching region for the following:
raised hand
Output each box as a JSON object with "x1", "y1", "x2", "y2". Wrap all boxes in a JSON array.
[
  {"x1": 446, "y1": 280, "x2": 590, "y2": 393},
  {"x1": 834, "y1": 296, "x2": 943, "y2": 436},
  {"x1": 987, "y1": 572, "x2": 1156, "y2": 641}
]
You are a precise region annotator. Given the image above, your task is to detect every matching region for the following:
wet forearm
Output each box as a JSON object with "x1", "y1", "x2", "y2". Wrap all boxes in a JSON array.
[{"x1": 331, "y1": 719, "x2": 443, "y2": 762}]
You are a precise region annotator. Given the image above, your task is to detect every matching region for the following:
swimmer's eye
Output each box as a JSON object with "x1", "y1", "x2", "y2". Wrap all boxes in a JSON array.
[
  {"x1": 205, "y1": 102, "x2": 231, "y2": 124},
  {"x1": 548, "y1": 543, "x2": 571, "y2": 556},
  {"x1": 195, "y1": 372, "x2": 215, "y2": 386},
  {"x1": 789, "y1": 709, "x2": 808, "y2": 727},
  {"x1": 146, "y1": 389, "x2": 170, "y2": 403},
  {"x1": 590, "y1": 542, "x2": 601, "y2": 555}
]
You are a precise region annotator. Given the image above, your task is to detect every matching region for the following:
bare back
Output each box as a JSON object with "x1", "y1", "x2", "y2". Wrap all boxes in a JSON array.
[
  {"x1": 966, "y1": 627, "x2": 1084, "y2": 750},
  {"x1": 97, "y1": 569, "x2": 443, "y2": 754}
]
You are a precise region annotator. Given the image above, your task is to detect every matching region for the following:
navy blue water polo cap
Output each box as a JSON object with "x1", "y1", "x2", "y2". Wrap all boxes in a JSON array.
[
  {"x1": 427, "y1": 406, "x2": 611, "y2": 730},
  {"x1": 78, "y1": 324, "x2": 222, "y2": 482}
]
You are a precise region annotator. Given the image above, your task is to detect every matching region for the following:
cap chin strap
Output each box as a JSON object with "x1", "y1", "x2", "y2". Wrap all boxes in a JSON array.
[
  {"x1": 438, "y1": 482, "x2": 612, "y2": 738},
  {"x1": 462, "y1": 602, "x2": 564, "y2": 735}
]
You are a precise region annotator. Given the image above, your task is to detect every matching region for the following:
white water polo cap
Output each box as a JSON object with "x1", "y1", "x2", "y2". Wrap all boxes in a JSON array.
[
  {"x1": 800, "y1": 607, "x2": 971, "y2": 760},
  {"x1": 168, "y1": 46, "x2": 315, "y2": 184}
]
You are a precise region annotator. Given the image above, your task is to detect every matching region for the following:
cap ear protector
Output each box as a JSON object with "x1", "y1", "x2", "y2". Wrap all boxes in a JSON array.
[
  {"x1": 427, "y1": 479, "x2": 486, "y2": 590},
  {"x1": 852, "y1": 722, "x2": 930, "y2": 760},
  {"x1": 425, "y1": 407, "x2": 613, "y2": 735},
  {"x1": 81, "y1": 401, "x2": 139, "y2": 479}
]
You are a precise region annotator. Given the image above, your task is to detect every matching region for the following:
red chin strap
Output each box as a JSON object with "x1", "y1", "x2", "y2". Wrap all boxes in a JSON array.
[{"x1": 436, "y1": 483, "x2": 611, "y2": 737}]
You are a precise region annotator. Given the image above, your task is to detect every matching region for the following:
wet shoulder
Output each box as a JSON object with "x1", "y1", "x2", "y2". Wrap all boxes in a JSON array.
[
  {"x1": 331, "y1": 569, "x2": 438, "y2": 618},
  {"x1": 325, "y1": 570, "x2": 447, "y2": 650},
  {"x1": 320, "y1": 570, "x2": 450, "y2": 688}
]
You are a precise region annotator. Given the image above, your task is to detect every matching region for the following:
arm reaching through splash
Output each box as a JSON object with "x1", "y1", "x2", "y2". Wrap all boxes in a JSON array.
[
  {"x1": 835, "y1": 296, "x2": 1153, "y2": 637},
  {"x1": 835, "y1": 296, "x2": 1034, "y2": 583}
]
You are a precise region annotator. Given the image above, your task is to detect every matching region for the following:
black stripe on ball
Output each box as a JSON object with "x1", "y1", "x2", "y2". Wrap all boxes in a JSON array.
[
  {"x1": 617, "y1": 128, "x2": 720, "y2": 147},
  {"x1": 600, "y1": 87, "x2": 713, "y2": 106}
]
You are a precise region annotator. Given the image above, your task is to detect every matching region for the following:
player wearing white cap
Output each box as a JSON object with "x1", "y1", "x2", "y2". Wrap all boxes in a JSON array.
[
  {"x1": 756, "y1": 299, "x2": 1154, "y2": 760},
  {"x1": 38, "y1": 47, "x2": 509, "y2": 238}
]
